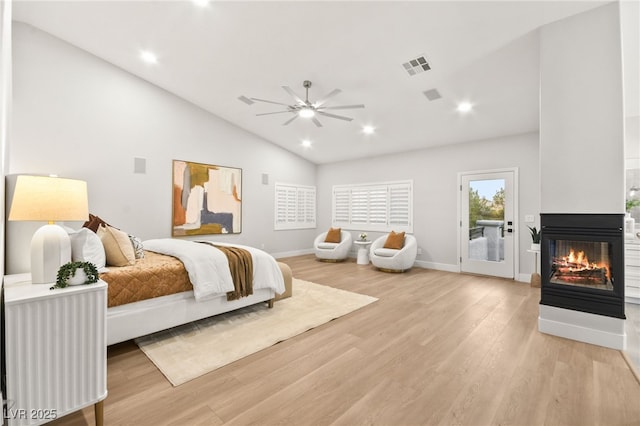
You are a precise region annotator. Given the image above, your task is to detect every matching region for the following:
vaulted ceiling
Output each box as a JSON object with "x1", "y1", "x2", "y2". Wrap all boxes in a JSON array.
[{"x1": 14, "y1": 1, "x2": 634, "y2": 165}]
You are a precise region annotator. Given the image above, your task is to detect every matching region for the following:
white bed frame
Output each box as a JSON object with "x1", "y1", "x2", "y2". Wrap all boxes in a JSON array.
[{"x1": 107, "y1": 288, "x2": 274, "y2": 345}]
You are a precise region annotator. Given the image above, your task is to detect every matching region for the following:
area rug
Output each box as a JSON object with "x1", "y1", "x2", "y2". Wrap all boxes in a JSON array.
[{"x1": 135, "y1": 279, "x2": 378, "y2": 386}]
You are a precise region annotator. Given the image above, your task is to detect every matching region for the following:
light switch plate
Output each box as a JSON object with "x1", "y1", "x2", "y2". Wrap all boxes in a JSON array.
[{"x1": 524, "y1": 215, "x2": 535, "y2": 223}]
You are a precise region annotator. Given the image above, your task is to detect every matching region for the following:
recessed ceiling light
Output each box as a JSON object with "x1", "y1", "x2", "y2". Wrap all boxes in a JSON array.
[
  {"x1": 362, "y1": 125, "x2": 375, "y2": 135},
  {"x1": 140, "y1": 50, "x2": 158, "y2": 64},
  {"x1": 192, "y1": 0, "x2": 211, "y2": 6},
  {"x1": 301, "y1": 140, "x2": 312, "y2": 148},
  {"x1": 456, "y1": 101, "x2": 473, "y2": 113}
]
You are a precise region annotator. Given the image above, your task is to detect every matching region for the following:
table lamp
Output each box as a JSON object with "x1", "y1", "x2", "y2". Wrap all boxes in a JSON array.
[{"x1": 8, "y1": 175, "x2": 89, "y2": 284}]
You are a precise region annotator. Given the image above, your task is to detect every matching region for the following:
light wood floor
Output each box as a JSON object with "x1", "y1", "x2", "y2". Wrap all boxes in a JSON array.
[{"x1": 52, "y1": 255, "x2": 640, "y2": 426}]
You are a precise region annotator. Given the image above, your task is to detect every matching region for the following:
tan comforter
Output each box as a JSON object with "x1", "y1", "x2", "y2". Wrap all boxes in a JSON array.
[{"x1": 100, "y1": 251, "x2": 192, "y2": 308}]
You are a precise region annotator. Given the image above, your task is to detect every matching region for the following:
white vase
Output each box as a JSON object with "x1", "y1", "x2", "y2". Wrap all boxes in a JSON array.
[
  {"x1": 531, "y1": 243, "x2": 540, "y2": 251},
  {"x1": 66, "y1": 268, "x2": 88, "y2": 286},
  {"x1": 625, "y1": 213, "x2": 635, "y2": 237}
]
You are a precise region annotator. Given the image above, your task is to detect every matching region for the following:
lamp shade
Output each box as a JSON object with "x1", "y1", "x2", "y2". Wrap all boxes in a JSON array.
[
  {"x1": 9, "y1": 175, "x2": 89, "y2": 222},
  {"x1": 8, "y1": 175, "x2": 89, "y2": 283}
]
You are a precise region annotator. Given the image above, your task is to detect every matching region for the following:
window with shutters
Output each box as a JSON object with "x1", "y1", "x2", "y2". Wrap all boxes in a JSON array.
[
  {"x1": 274, "y1": 183, "x2": 316, "y2": 230},
  {"x1": 332, "y1": 180, "x2": 413, "y2": 232}
]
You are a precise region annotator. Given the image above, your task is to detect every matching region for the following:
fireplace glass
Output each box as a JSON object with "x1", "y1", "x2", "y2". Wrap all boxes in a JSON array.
[{"x1": 548, "y1": 239, "x2": 613, "y2": 291}]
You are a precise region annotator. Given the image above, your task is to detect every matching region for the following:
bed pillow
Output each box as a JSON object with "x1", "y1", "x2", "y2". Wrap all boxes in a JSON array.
[
  {"x1": 383, "y1": 231, "x2": 405, "y2": 249},
  {"x1": 97, "y1": 224, "x2": 136, "y2": 266},
  {"x1": 83, "y1": 213, "x2": 110, "y2": 233},
  {"x1": 324, "y1": 227, "x2": 342, "y2": 243},
  {"x1": 129, "y1": 234, "x2": 145, "y2": 259},
  {"x1": 68, "y1": 228, "x2": 107, "y2": 269}
]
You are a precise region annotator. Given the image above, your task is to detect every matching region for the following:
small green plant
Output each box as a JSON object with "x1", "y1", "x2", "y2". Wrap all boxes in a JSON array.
[
  {"x1": 51, "y1": 261, "x2": 99, "y2": 290},
  {"x1": 626, "y1": 199, "x2": 640, "y2": 212},
  {"x1": 528, "y1": 226, "x2": 541, "y2": 244}
]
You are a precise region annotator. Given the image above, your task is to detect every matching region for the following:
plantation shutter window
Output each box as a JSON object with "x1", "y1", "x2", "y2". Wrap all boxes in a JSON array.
[
  {"x1": 331, "y1": 180, "x2": 413, "y2": 233},
  {"x1": 389, "y1": 183, "x2": 411, "y2": 227},
  {"x1": 274, "y1": 183, "x2": 316, "y2": 230},
  {"x1": 333, "y1": 187, "x2": 350, "y2": 224}
]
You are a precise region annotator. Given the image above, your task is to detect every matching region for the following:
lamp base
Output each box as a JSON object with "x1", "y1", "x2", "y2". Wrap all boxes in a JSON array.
[{"x1": 30, "y1": 224, "x2": 71, "y2": 284}]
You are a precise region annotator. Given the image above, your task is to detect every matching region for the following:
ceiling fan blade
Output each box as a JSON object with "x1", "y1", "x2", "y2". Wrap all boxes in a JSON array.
[
  {"x1": 282, "y1": 86, "x2": 306, "y2": 105},
  {"x1": 314, "y1": 88, "x2": 342, "y2": 107},
  {"x1": 319, "y1": 104, "x2": 365, "y2": 110},
  {"x1": 256, "y1": 110, "x2": 293, "y2": 116},
  {"x1": 250, "y1": 97, "x2": 291, "y2": 107},
  {"x1": 317, "y1": 111, "x2": 354, "y2": 122},
  {"x1": 282, "y1": 115, "x2": 299, "y2": 126},
  {"x1": 311, "y1": 117, "x2": 323, "y2": 127},
  {"x1": 238, "y1": 95, "x2": 255, "y2": 105}
]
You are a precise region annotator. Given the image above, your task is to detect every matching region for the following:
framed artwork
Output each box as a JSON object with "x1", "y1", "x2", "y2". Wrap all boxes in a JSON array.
[{"x1": 172, "y1": 160, "x2": 242, "y2": 236}]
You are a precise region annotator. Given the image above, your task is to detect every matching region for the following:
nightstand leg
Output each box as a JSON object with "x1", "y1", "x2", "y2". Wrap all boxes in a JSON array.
[{"x1": 95, "y1": 400, "x2": 104, "y2": 426}]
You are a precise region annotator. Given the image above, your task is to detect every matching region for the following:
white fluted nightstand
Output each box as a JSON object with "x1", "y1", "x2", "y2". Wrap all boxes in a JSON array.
[{"x1": 2, "y1": 273, "x2": 108, "y2": 425}]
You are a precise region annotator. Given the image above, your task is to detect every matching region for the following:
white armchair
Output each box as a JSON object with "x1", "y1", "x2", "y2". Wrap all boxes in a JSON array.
[
  {"x1": 370, "y1": 234, "x2": 417, "y2": 272},
  {"x1": 314, "y1": 230, "x2": 352, "y2": 262}
]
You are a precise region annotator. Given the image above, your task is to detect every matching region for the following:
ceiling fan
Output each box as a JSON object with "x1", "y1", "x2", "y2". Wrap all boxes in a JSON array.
[{"x1": 242, "y1": 80, "x2": 364, "y2": 127}]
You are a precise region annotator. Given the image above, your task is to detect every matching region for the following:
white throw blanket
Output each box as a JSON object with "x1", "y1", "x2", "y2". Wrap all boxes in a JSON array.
[{"x1": 143, "y1": 239, "x2": 285, "y2": 301}]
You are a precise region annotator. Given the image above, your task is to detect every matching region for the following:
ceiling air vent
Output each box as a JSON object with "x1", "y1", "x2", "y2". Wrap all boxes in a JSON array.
[
  {"x1": 402, "y1": 55, "x2": 431, "y2": 76},
  {"x1": 423, "y1": 88, "x2": 442, "y2": 101}
]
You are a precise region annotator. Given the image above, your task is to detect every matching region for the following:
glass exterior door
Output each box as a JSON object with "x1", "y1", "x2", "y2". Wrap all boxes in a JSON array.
[{"x1": 460, "y1": 171, "x2": 515, "y2": 278}]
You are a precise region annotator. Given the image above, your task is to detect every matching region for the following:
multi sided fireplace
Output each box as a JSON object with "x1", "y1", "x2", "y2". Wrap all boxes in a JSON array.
[{"x1": 540, "y1": 214, "x2": 625, "y2": 319}]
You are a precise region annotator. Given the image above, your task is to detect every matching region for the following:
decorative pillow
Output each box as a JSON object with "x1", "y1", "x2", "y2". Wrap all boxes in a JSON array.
[
  {"x1": 324, "y1": 227, "x2": 342, "y2": 243},
  {"x1": 129, "y1": 234, "x2": 145, "y2": 259},
  {"x1": 383, "y1": 230, "x2": 405, "y2": 249},
  {"x1": 68, "y1": 228, "x2": 106, "y2": 270},
  {"x1": 97, "y1": 224, "x2": 136, "y2": 266},
  {"x1": 83, "y1": 213, "x2": 110, "y2": 233}
]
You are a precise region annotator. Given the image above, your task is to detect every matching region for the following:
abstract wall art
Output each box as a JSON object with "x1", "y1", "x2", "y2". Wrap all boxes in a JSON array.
[{"x1": 172, "y1": 160, "x2": 242, "y2": 236}]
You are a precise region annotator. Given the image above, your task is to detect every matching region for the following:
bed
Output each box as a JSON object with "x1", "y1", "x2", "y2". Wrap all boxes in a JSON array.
[{"x1": 102, "y1": 238, "x2": 286, "y2": 345}]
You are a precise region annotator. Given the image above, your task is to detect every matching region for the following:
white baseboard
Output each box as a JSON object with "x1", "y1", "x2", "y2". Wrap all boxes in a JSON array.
[
  {"x1": 272, "y1": 248, "x2": 315, "y2": 259},
  {"x1": 414, "y1": 260, "x2": 459, "y2": 273},
  {"x1": 274, "y1": 252, "x2": 533, "y2": 284},
  {"x1": 538, "y1": 305, "x2": 626, "y2": 350}
]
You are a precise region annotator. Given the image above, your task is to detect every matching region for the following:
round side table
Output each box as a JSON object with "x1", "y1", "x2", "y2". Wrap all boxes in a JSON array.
[
  {"x1": 527, "y1": 249, "x2": 541, "y2": 288},
  {"x1": 354, "y1": 240, "x2": 373, "y2": 265}
]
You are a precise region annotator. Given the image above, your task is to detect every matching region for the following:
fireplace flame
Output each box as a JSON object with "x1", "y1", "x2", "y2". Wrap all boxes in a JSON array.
[
  {"x1": 565, "y1": 249, "x2": 593, "y2": 269},
  {"x1": 559, "y1": 249, "x2": 609, "y2": 278}
]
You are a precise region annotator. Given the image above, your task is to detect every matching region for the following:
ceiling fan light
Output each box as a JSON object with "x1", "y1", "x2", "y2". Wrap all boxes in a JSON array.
[{"x1": 299, "y1": 107, "x2": 315, "y2": 118}]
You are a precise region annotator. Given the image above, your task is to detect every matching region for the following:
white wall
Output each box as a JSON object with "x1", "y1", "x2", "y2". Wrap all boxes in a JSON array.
[
  {"x1": 7, "y1": 22, "x2": 318, "y2": 274},
  {"x1": 5, "y1": 22, "x2": 543, "y2": 278},
  {"x1": 317, "y1": 132, "x2": 540, "y2": 276},
  {"x1": 537, "y1": 2, "x2": 626, "y2": 350},
  {"x1": 1, "y1": 0, "x2": 12, "y2": 279},
  {"x1": 540, "y1": 2, "x2": 625, "y2": 214},
  {"x1": 0, "y1": 0, "x2": 11, "y2": 414}
]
